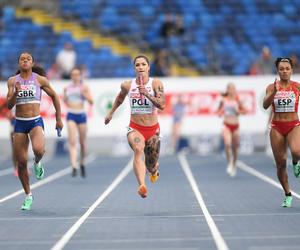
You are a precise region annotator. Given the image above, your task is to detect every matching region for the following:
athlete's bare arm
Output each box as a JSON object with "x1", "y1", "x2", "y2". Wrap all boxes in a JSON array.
[
  {"x1": 217, "y1": 98, "x2": 224, "y2": 116},
  {"x1": 82, "y1": 85, "x2": 94, "y2": 105},
  {"x1": 38, "y1": 75, "x2": 63, "y2": 130},
  {"x1": 140, "y1": 79, "x2": 166, "y2": 110},
  {"x1": 238, "y1": 99, "x2": 247, "y2": 115},
  {"x1": 105, "y1": 81, "x2": 130, "y2": 124},
  {"x1": 63, "y1": 87, "x2": 68, "y2": 104},
  {"x1": 263, "y1": 79, "x2": 278, "y2": 110},
  {"x1": 6, "y1": 77, "x2": 19, "y2": 110}
]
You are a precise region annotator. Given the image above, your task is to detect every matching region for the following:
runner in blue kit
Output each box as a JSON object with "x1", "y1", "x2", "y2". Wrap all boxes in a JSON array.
[
  {"x1": 64, "y1": 67, "x2": 93, "y2": 177},
  {"x1": 6, "y1": 52, "x2": 63, "y2": 210}
]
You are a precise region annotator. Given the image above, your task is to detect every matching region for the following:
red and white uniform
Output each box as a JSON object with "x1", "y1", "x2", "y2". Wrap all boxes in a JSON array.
[
  {"x1": 271, "y1": 81, "x2": 300, "y2": 136},
  {"x1": 223, "y1": 96, "x2": 239, "y2": 118},
  {"x1": 272, "y1": 81, "x2": 299, "y2": 113},
  {"x1": 128, "y1": 77, "x2": 157, "y2": 115},
  {"x1": 127, "y1": 77, "x2": 160, "y2": 141}
]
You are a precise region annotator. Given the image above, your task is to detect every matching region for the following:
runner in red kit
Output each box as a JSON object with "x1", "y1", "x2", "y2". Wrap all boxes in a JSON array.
[
  {"x1": 263, "y1": 57, "x2": 300, "y2": 208},
  {"x1": 218, "y1": 83, "x2": 246, "y2": 177},
  {"x1": 105, "y1": 55, "x2": 166, "y2": 198}
]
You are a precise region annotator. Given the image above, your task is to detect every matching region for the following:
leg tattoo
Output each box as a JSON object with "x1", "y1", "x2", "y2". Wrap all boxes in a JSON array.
[{"x1": 144, "y1": 135, "x2": 160, "y2": 174}]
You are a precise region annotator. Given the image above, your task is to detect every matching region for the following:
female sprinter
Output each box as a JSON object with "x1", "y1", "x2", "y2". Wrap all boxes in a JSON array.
[
  {"x1": 263, "y1": 57, "x2": 300, "y2": 208},
  {"x1": 104, "y1": 54, "x2": 166, "y2": 198},
  {"x1": 63, "y1": 67, "x2": 93, "y2": 177},
  {"x1": 6, "y1": 52, "x2": 63, "y2": 210},
  {"x1": 218, "y1": 83, "x2": 246, "y2": 177}
]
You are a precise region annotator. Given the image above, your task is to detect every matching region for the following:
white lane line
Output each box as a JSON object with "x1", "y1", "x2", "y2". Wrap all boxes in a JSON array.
[
  {"x1": 237, "y1": 160, "x2": 300, "y2": 199},
  {"x1": 0, "y1": 155, "x2": 52, "y2": 177},
  {"x1": 0, "y1": 157, "x2": 52, "y2": 177},
  {"x1": 0, "y1": 167, "x2": 14, "y2": 176},
  {"x1": 2, "y1": 212, "x2": 300, "y2": 221},
  {"x1": 0, "y1": 214, "x2": 203, "y2": 221},
  {"x1": 178, "y1": 152, "x2": 229, "y2": 250},
  {"x1": 0, "y1": 154, "x2": 97, "y2": 204},
  {"x1": 51, "y1": 158, "x2": 133, "y2": 250}
]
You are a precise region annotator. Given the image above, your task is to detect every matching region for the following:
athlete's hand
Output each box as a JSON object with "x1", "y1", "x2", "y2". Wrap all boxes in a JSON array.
[
  {"x1": 55, "y1": 119, "x2": 64, "y2": 130},
  {"x1": 14, "y1": 83, "x2": 21, "y2": 96},
  {"x1": 137, "y1": 85, "x2": 148, "y2": 96},
  {"x1": 104, "y1": 113, "x2": 112, "y2": 125}
]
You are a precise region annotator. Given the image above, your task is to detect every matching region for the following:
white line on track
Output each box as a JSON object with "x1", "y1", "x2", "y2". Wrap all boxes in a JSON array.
[
  {"x1": 0, "y1": 167, "x2": 14, "y2": 176},
  {"x1": 2, "y1": 212, "x2": 300, "y2": 222},
  {"x1": 51, "y1": 158, "x2": 133, "y2": 250},
  {"x1": 237, "y1": 160, "x2": 300, "y2": 199},
  {"x1": 0, "y1": 155, "x2": 52, "y2": 177},
  {"x1": 0, "y1": 154, "x2": 97, "y2": 204},
  {"x1": 178, "y1": 152, "x2": 229, "y2": 250}
]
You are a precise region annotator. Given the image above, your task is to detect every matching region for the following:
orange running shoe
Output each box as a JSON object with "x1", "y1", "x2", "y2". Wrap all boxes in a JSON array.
[
  {"x1": 138, "y1": 185, "x2": 147, "y2": 198},
  {"x1": 149, "y1": 171, "x2": 159, "y2": 183}
]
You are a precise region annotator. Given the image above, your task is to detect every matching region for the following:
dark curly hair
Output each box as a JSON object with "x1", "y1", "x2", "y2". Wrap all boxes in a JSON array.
[{"x1": 275, "y1": 57, "x2": 293, "y2": 68}]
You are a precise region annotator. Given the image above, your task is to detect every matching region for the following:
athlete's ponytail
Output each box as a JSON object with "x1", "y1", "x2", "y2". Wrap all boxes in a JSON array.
[{"x1": 32, "y1": 65, "x2": 47, "y2": 77}]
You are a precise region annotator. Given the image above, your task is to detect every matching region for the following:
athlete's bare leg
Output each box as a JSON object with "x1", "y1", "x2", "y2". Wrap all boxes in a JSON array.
[
  {"x1": 232, "y1": 129, "x2": 240, "y2": 166},
  {"x1": 128, "y1": 131, "x2": 146, "y2": 186},
  {"x1": 29, "y1": 126, "x2": 45, "y2": 164},
  {"x1": 223, "y1": 126, "x2": 233, "y2": 165},
  {"x1": 78, "y1": 123, "x2": 87, "y2": 166},
  {"x1": 270, "y1": 128, "x2": 290, "y2": 194},
  {"x1": 171, "y1": 122, "x2": 181, "y2": 152},
  {"x1": 287, "y1": 126, "x2": 300, "y2": 164},
  {"x1": 144, "y1": 134, "x2": 160, "y2": 174},
  {"x1": 14, "y1": 133, "x2": 30, "y2": 194},
  {"x1": 67, "y1": 121, "x2": 78, "y2": 169},
  {"x1": 10, "y1": 132, "x2": 17, "y2": 172}
]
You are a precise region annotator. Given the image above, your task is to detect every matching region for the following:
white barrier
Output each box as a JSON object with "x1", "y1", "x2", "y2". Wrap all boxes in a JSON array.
[{"x1": 1, "y1": 75, "x2": 300, "y2": 139}]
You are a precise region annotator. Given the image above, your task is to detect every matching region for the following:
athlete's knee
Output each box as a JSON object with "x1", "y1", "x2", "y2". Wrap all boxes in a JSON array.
[
  {"x1": 290, "y1": 148, "x2": 300, "y2": 159},
  {"x1": 69, "y1": 140, "x2": 77, "y2": 148},
  {"x1": 79, "y1": 141, "x2": 86, "y2": 150},
  {"x1": 132, "y1": 144, "x2": 144, "y2": 155},
  {"x1": 17, "y1": 158, "x2": 27, "y2": 169},
  {"x1": 33, "y1": 147, "x2": 45, "y2": 158}
]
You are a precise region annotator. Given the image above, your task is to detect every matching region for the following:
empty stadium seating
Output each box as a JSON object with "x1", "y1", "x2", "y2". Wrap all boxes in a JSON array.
[{"x1": 1, "y1": 1, "x2": 300, "y2": 79}]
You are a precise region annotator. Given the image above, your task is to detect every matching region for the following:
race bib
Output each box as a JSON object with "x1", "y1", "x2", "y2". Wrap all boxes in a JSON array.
[{"x1": 274, "y1": 91, "x2": 296, "y2": 112}]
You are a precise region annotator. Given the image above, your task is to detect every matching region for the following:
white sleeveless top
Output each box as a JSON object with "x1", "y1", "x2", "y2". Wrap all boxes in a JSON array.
[
  {"x1": 15, "y1": 73, "x2": 42, "y2": 105},
  {"x1": 223, "y1": 97, "x2": 239, "y2": 117},
  {"x1": 128, "y1": 77, "x2": 157, "y2": 115},
  {"x1": 65, "y1": 83, "x2": 85, "y2": 105}
]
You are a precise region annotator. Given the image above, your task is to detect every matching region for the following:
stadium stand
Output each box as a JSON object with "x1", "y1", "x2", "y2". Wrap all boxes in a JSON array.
[{"x1": 1, "y1": 1, "x2": 300, "y2": 79}]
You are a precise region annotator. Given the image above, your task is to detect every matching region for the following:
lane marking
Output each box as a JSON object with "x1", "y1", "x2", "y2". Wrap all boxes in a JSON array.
[
  {"x1": 0, "y1": 155, "x2": 52, "y2": 177},
  {"x1": 51, "y1": 158, "x2": 133, "y2": 250},
  {"x1": 0, "y1": 167, "x2": 14, "y2": 176},
  {"x1": 2, "y1": 234, "x2": 300, "y2": 246},
  {"x1": 237, "y1": 160, "x2": 300, "y2": 199},
  {"x1": 178, "y1": 152, "x2": 229, "y2": 250},
  {"x1": 0, "y1": 154, "x2": 97, "y2": 204},
  {"x1": 3, "y1": 211, "x2": 300, "y2": 222}
]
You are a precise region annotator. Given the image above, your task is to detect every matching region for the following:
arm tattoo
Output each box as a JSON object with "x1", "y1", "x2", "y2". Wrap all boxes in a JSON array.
[{"x1": 145, "y1": 85, "x2": 165, "y2": 110}]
